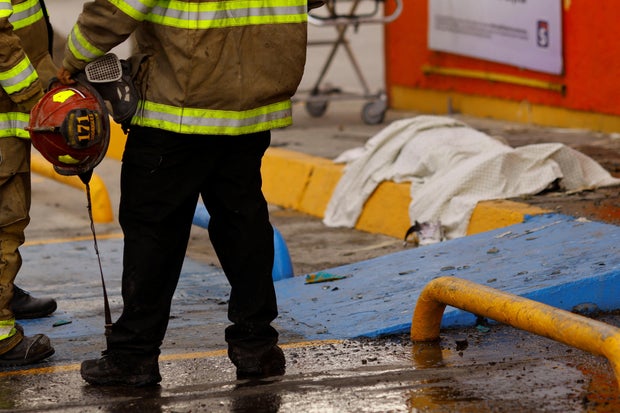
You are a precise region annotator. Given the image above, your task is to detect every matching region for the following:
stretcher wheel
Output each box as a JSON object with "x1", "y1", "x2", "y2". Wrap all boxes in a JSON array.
[
  {"x1": 361, "y1": 99, "x2": 386, "y2": 125},
  {"x1": 305, "y1": 98, "x2": 329, "y2": 118}
]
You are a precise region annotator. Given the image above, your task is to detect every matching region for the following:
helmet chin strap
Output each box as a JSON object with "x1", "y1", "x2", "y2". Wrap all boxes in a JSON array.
[
  {"x1": 81, "y1": 170, "x2": 113, "y2": 336},
  {"x1": 78, "y1": 170, "x2": 93, "y2": 186}
]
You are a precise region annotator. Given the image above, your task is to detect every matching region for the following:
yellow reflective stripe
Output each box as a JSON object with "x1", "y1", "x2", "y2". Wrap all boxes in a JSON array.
[
  {"x1": 68, "y1": 0, "x2": 305, "y2": 63},
  {"x1": 109, "y1": 0, "x2": 157, "y2": 21},
  {"x1": 132, "y1": 100, "x2": 293, "y2": 135},
  {"x1": 147, "y1": 0, "x2": 307, "y2": 29},
  {"x1": 67, "y1": 25, "x2": 106, "y2": 63},
  {"x1": 0, "y1": 56, "x2": 38, "y2": 94},
  {"x1": 0, "y1": 319, "x2": 15, "y2": 341},
  {"x1": 0, "y1": 112, "x2": 30, "y2": 138},
  {"x1": 9, "y1": 0, "x2": 43, "y2": 30},
  {"x1": 0, "y1": 0, "x2": 12, "y2": 19},
  {"x1": 58, "y1": 154, "x2": 80, "y2": 164}
]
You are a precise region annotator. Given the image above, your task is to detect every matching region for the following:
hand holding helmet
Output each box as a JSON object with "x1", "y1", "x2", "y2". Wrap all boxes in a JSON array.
[
  {"x1": 30, "y1": 54, "x2": 138, "y2": 182},
  {"x1": 56, "y1": 67, "x2": 75, "y2": 85},
  {"x1": 27, "y1": 81, "x2": 110, "y2": 179}
]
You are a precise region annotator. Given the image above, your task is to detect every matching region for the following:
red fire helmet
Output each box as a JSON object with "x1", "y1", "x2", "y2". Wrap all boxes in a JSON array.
[{"x1": 28, "y1": 82, "x2": 110, "y2": 176}]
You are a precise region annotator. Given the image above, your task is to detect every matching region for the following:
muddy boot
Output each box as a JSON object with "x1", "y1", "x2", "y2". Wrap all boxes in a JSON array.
[
  {"x1": 11, "y1": 286, "x2": 57, "y2": 320},
  {"x1": 80, "y1": 351, "x2": 161, "y2": 387},
  {"x1": 0, "y1": 333, "x2": 54, "y2": 366},
  {"x1": 229, "y1": 345, "x2": 286, "y2": 380}
]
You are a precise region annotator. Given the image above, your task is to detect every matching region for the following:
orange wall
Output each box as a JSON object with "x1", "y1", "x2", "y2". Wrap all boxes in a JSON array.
[{"x1": 384, "y1": 0, "x2": 620, "y2": 117}]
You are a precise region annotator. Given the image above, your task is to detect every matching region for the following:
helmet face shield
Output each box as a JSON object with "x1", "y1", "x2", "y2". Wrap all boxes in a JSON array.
[{"x1": 28, "y1": 82, "x2": 110, "y2": 176}]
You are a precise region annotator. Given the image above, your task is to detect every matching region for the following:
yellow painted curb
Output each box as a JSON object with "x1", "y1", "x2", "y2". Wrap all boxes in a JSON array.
[
  {"x1": 297, "y1": 158, "x2": 344, "y2": 218},
  {"x1": 107, "y1": 119, "x2": 127, "y2": 161},
  {"x1": 262, "y1": 147, "x2": 323, "y2": 210},
  {"x1": 261, "y1": 149, "x2": 547, "y2": 239},
  {"x1": 356, "y1": 181, "x2": 411, "y2": 239},
  {"x1": 262, "y1": 149, "x2": 414, "y2": 238},
  {"x1": 31, "y1": 154, "x2": 114, "y2": 223},
  {"x1": 467, "y1": 200, "x2": 551, "y2": 236}
]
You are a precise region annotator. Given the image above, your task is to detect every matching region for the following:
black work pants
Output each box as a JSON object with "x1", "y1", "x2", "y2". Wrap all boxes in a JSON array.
[{"x1": 107, "y1": 126, "x2": 278, "y2": 357}]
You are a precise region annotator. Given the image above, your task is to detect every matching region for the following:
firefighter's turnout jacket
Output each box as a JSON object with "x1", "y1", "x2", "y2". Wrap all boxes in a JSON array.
[
  {"x1": 0, "y1": 0, "x2": 56, "y2": 138},
  {"x1": 63, "y1": 0, "x2": 309, "y2": 136}
]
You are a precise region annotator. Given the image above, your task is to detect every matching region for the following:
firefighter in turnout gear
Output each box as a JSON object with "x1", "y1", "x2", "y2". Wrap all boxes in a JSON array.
[
  {"x1": 0, "y1": 0, "x2": 59, "y2": 365},
  {"x1": 57, "y1": 0, "x2": 310, "y2": 386}
]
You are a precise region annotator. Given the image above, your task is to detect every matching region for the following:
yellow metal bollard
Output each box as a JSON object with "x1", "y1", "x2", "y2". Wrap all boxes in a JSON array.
[
  {"x1": 30, "y1": 154, "x2": 114, "y2": 223},
  {"x1": 411, "y1": 276, "x2": 620, "y2": 389}
]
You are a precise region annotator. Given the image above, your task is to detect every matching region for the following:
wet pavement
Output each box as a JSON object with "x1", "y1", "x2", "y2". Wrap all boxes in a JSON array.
[
  {"x1": 13, "y1": 80, "x2": 620, "y2": 413},
  {"x1": 8, "y1": 3, "x2": 620, "y2": 410},
  {"x1": 10, "y1": 201, "x2": 620, "y2": 412},
  {"x1": 3, "y1": 319, "x2": 619, "y2": 412},
  {"x1": 7, "y1": 133, "x2": 620, "y2": 412}
]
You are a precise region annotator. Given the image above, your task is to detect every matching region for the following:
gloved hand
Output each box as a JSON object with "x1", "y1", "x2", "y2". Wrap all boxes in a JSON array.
[{"x1": 56, "y1": 67, "x2": 76, "y2": 85}]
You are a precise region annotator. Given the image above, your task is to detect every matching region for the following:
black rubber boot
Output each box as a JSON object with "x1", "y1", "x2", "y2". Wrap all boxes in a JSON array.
[
  {"x1": 80, "y1": 351, "x2": 161, "y2": 387},
  {"x1": 0, "y1": 333, "x2": 54, "y2": 366},
  {"x1": 230, "y1": 345, "x2": 286, "y2": 380},
  {"x1": 11, "y1": 286, "x2": 57, "y2": 320}
]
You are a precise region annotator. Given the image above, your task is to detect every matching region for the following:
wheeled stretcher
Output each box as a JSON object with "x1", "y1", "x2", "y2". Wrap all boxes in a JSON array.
[{"x1": 299, "y1": 0, "x2": 403, "y2": 124}]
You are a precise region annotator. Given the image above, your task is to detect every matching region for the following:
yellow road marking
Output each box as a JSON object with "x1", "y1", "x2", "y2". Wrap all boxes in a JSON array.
[
  {"x1": 23, "y1": 233, "x2": 124, "y2": 247},
  {"x1": 0, "y1": 363, "x2": 80, "y2": 377},
  {"x1": 0, "y1": 340, "x2": 344, "y2": 377}
]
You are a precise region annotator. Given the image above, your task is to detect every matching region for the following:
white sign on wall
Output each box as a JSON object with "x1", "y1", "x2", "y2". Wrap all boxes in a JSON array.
[{"x1": 428, "y1": 0, "x2": 563, "y2": 75}]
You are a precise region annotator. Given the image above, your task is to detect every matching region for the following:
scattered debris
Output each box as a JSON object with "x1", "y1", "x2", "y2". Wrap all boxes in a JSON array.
[
  {"x1": 305, "y1": 271, "x2": 348, "y2": 284},
  {"x1": 572, "y1": 302, "x2": 600, "y2": 317},
  {"x1": 455, "y1": 338, "x2": 469, "y2": 351},
  {"x1": 403, "y1": 221, "x2": 445, "y2": 247}
]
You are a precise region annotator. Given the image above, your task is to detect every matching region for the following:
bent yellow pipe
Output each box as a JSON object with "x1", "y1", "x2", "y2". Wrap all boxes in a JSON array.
[
  {"x1": 30, "y1": 154, "x2": 114, "y2": 223},
  {"x1": 411, "y1": 276, "x2": 620, "y2": 389}
]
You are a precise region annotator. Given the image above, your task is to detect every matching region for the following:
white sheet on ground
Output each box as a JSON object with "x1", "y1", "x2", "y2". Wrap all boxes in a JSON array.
[{"x1": 323, "y1": 116, "x2": 620, "y2": 240}]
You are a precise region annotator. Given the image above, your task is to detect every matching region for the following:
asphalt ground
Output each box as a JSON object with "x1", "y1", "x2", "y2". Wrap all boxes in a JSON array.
[{"x1": 8, "y1": 4, "x2": 620, "y2": 411}]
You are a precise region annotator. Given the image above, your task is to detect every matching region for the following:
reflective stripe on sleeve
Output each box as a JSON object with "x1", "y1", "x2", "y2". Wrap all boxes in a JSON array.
[
  {"x1": 0, "y1": 113, "x2": 31, "y2": 139},
  {"x1": 109, "y1": 0, "x2": 158, "y2": 21},
  {"x1": 67, "y1": 25, "x2": 106, "y2": 63},
  {"x1": 0, "y1": 0, "x2": 12, "y2": 19},
  {"x1": 9, "y1": 0, "x2": 43, "y2": 30},
  {"x1": 0, "y1": 56, "x2": 38, "y2": 95}
]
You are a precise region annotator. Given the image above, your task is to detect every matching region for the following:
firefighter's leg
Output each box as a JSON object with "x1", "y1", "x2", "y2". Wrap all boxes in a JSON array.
[
  {"x1": 0, "y1": 137, "x2": 54, "y2": 364},
  {"x1": 81, "y1": 127, "x2": 199, "y2": 386},
  {"x1": 201, "y1": 131, "x2": 284, "y2": 379},
  {"x1": 108, "y1": 127, "x2": 198, "y2": 355},
  {"x1": 0, "y1": 137, "x2": 56, "y2": 321}
]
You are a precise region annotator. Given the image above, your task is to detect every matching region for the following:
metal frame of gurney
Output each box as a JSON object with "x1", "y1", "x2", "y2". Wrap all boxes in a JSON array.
[{"x1": 297, "y1": 0, "x2": 403, "y2": 125}]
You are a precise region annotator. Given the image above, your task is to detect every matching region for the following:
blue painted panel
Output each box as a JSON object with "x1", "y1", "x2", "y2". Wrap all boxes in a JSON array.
[
  {"x1": 18, "y1": 238, "x2": 228, "y2": 340},
  {"x1": 274, "y1": 214, "x2": 620, "y2": 340}
]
